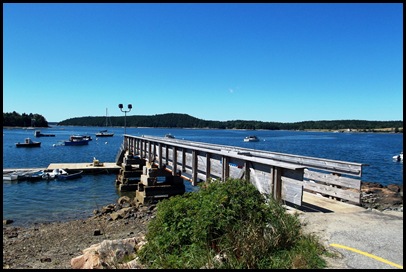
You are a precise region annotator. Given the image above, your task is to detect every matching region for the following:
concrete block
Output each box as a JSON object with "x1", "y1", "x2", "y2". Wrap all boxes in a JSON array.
[
  {"x1": 119, "y1": 183, "x2": 138, "y2": 192},
  {"x1": 141, "y1": 175, "x2": 156, "y2": 186}
]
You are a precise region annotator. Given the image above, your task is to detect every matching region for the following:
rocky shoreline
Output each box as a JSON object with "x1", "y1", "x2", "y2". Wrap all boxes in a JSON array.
[{"x1": 3, "y1": 182, "x2": 403, "y2": 269}]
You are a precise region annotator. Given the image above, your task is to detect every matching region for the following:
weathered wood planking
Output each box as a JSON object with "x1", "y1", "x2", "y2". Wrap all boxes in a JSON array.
[
  {"x1": 303, "y1": 169, "x2": 361, "y2": 204},
  {"x1": 124, "y1": 135, "x2": 364, "y2": 206},
  {"x1": 302, "y1": 180, "x2": 360, "y2": 204},
  {"x1": 304, "y1": 169, "x2": 361, "y2": 189}
]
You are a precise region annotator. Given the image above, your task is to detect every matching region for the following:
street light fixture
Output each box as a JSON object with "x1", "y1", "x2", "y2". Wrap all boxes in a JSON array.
[{"x1": 118, "y1": 103, "x2": 132, "y2": 135}]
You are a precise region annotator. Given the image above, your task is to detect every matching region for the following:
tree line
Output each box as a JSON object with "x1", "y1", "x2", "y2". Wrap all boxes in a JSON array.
[
  {"x1": 3, "y1": 111, "x2": 49, "y2": 127},
  {"x1": 56, "y1": 113, "x2": 403, "y2": 132},
  {"x1": 3, "y1": 111, "x2": 403, "y2": 132}
]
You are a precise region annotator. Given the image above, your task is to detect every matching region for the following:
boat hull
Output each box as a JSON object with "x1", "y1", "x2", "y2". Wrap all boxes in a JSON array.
[
  {"x1": 96, "y1": 133, "x2": 114, "y2": 137},
  {"x1": 64, "y1": 140, "x2": 89, "y2": 146},
  {"x1": 56, "y1": 171, "x2": 83, "y2": 180},
  {"x1": 16, "y1": 142, "x2": 41, "y2": 147}
]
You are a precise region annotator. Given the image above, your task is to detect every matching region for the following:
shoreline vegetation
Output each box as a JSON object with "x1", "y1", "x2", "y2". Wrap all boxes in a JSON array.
[{"x1": 3, "y1": 112, "x2": 403, "y2": 133}]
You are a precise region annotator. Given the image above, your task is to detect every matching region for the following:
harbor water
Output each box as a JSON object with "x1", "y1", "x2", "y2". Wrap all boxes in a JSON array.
[{"x1": 3, "y1": 126, "x2": 403, "y2": 226}]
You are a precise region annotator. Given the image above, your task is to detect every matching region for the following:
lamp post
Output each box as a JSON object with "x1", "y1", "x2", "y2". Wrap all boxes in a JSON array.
[{"x1": 118, "y1": 103, "x2": 132, "y2": 135}]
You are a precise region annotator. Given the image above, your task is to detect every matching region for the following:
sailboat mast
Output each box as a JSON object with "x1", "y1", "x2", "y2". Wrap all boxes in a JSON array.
[{"x1": 105, "y1": 108, "x2": 108, "y2": 127}]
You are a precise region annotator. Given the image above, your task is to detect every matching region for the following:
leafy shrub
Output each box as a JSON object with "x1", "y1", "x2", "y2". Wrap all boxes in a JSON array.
[{"x1": 137, "y1": 178, "x2": 327, "y2": 269}]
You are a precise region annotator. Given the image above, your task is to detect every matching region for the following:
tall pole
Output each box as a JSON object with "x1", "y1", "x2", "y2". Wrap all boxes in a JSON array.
[
  {"x1": 124, "y1": 111, "x2": 127, "y2": 134},
  {"x1": 118, "y1": 103, "x2": 132, "y2": 135}
]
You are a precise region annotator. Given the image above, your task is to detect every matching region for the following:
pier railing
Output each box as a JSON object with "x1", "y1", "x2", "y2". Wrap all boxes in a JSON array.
[{"x1": 120, "y1": 135, "x2": 366, "y2": 206}]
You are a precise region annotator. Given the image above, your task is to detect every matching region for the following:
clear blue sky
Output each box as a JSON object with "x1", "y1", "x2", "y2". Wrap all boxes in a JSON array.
[{"x1": 3, "y1": 3, "x2": 403, "y2": 123}]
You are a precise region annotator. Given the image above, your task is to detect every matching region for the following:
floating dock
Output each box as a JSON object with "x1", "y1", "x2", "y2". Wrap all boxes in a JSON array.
[
  {"x1": 46, "y1": 162, "x2": 121, "y2": 174},
  {"x1": 4, "y1": 162, "x2": 121, "y2": 175}
]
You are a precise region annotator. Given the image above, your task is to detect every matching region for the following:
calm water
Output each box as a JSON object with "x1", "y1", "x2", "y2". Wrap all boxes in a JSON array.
[{"x1": 3, "y1": 126, "x2": 403, "y2": 226}]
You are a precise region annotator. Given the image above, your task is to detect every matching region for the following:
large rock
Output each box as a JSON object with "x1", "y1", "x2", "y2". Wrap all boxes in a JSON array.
[{"x1": 70, "y1": 235, "x2": 147, "y2": 269}]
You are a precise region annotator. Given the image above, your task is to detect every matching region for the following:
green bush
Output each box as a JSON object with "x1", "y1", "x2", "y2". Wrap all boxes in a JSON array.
[{"x1": 137, "y1": 178, "x2": 327, "y2": 269}]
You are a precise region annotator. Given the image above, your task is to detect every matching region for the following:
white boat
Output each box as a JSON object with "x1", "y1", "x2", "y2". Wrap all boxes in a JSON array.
[
  {"x1": 244, "y1": 135, "x2": 259, "y2": 142},
  {"x1": 3, "y1": 173, "x2": 19, "y2": 181},
  {"x1": 165, "y1": 133, "x2": 175, "y2": 139},
  {"x1": 393, "y1": 152, "x2": 403, "y2": 162},
  {"x1": 42, "y1": 168, "x2": 83, "y2": 180}
]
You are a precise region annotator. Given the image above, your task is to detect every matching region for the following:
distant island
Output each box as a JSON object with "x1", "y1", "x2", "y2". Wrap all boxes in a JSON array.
[
  {"x1": 58, "y1": 113, "x2": 403, "y2": 133},
  {"x1": 3, "y1": 112, "x2": 403, "y2": 133}
]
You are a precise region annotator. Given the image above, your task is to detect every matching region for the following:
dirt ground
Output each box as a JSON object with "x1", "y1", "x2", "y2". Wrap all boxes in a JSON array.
[{"x1": 3, "y1": 182, "x2": 403, "y2": 269}]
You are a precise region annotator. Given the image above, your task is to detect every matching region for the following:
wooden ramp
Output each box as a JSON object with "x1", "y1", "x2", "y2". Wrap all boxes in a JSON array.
[
  {"x1": 285, "y1": 191, "x2": 366, "y2": 214},
  {"x1": 46, "y1": 162, "x2": 121, "y2": 174}
]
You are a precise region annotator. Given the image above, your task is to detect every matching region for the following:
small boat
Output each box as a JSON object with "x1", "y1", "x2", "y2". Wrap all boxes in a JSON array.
[
  {"x1": 3, "y1": 172, "x2": 19, "y2": 181},
  {"x1": 165, "y1": 133, "x2": 175, "y2": 139},
  {"x1": 243, "y1": 135, "x2": 259, "y2": 142},
  {"x1": 42, "y1": 168, "x2": 83, "y2": 180},
  {"x1": 96, "y1": 129, "x2": 114, "y2": 137},
  {"x1": 64, "y1": 135, "x2": 90, "y2": 146},
  {"x1": 21, "y1": 170, "x2": 46, "y2": 181},
  {"x1": 3, "y1": 170, "x2": 43, "y2": 181},
  {"x1": 16, "y1": 138, "x2": 41, "y2": 148},
  {"x1": 96, "y1": 108, "x2": 114, "y2": 137},
  {"x1": 393, "y1": 152, "x2": 403, "y2": 162},
  {"x1": 34, "y1": 130, "x2": 55, "y2": 137}
]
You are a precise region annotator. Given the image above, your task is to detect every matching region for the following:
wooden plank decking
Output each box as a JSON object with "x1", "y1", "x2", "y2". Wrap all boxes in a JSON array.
[
  {"x1": 46, "y1": 162, "x2": 121, "y2": 174},
  {"x1": 3, "y1": 163, "x2": 121, "y2": 175}
]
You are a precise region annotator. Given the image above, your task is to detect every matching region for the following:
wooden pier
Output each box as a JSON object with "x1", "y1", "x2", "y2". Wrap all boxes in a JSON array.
[{"x1": 118, "y1": 135, "x2": 367, "y2": 208}]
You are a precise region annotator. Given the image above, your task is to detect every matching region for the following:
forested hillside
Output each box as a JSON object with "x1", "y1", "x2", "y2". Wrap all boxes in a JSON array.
[
  {"x1": 3, "y1": 112, "x2": 49, "y2": 127},
  {"x1": 57, "y1": 113, "x2": 403, "y2": 132}
]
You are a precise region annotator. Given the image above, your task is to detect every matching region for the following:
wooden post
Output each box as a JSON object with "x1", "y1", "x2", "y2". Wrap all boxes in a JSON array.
[
  {"x1": 245, "y1": 160, "x2": 250, "y2": 182},
  {"x1": 206, "y1": 152, "x2": 211, "y2": 181},
  {"x1": 158, "y1": 143, "x2": 163, "y2": 168},
  {"x1": 182, "y1": 149, "x2": 186, "y2": 173},
  {"x1": 165, "y1": 145, "x2": 169, "y2": 165},
  {"x1": 273, "y1": 166, "x2": 282, "y2": 201},
  {"x1": 192, "y1": 150, "x2": 198, "y2": 186},
  {"x1": 172, "y1": 146, "x2": 178, "y2": 176}
]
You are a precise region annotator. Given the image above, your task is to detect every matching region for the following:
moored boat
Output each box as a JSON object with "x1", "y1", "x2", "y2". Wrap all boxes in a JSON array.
[
  {"x1": 42, "y1": 168, "x2": 83, "y2": 180},
  {"x1": 96, "y1": 108, "x2": 114, "y2": 137},
  {"x1": 243, "y1": 135, "x2": 259, "y2": 142},
  {"x1": 16, "y1": 138, "x2": 41, "y2": 148},
  {"x1": 64, "y1": 135, "x2": 90, "y2": 146},
  {"x1": 96, "y1": 129, "x2": 114, "y2": 137},
  {"x1": 165, "y1": 133, "x2": 175, "y2": 139},
  {"x1": 393, "y1": 152, "x2": 403, "y2": 162}
]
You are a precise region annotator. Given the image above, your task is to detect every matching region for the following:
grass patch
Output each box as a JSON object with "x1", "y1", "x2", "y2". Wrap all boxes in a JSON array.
[{"x1": 137, "y1": 178, "x2": 328, "y2": 269}]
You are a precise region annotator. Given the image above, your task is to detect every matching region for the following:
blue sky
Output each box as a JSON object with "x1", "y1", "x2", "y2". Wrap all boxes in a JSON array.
[{"x1": 3, "y1": 3, "x2": 403, "y2": 123}]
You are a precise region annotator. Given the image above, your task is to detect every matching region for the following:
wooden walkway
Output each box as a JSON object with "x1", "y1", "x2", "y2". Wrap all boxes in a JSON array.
[{"x1": 121, "y1": 135, "x2": 367, "y2": 208}]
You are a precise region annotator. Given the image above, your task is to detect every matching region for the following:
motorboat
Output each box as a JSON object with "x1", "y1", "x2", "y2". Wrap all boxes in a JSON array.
[
  {"x1": 16, "y1": 138, "x2": 41, "y2": 147},
  {"x1": 165, "y1": 133, "x2": 175, "y2": 139},
  {"x1": 42, "y1": 168, "x2": 83, "y2": 180},
  {"x1": 243, "y1": 135, "x2": 259, "y2": 142},
  {"x1": 22, "y1": 170, "x2": 46, "y2": 181},
  {"x1": 64, "y1": 135, "x2": 90, "y2": 146},
  {"x1": 393, "y1": 152, "x2": 403, "y2": 162}
]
